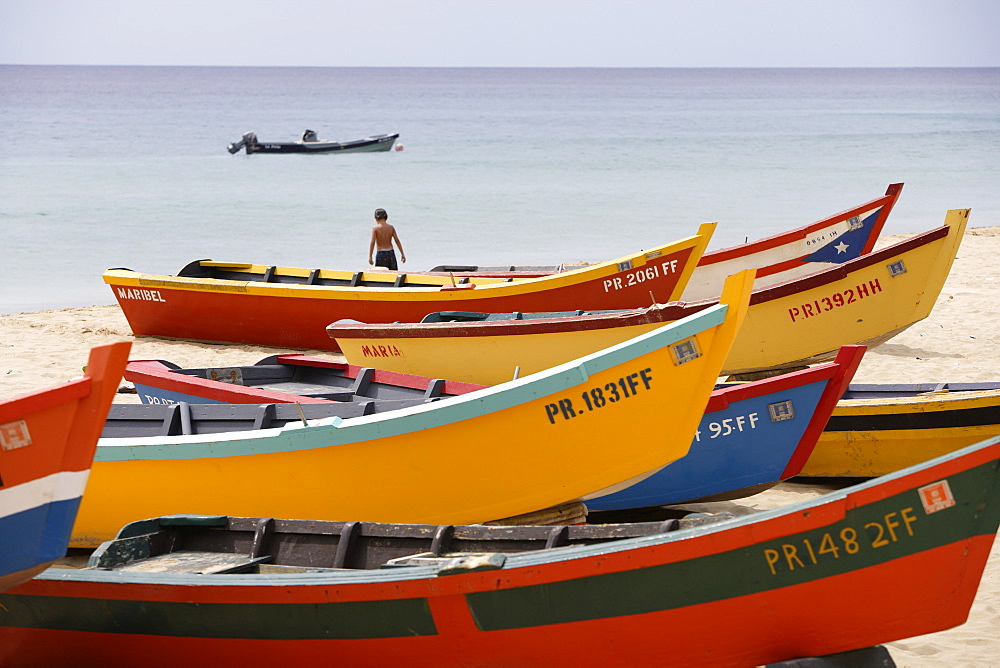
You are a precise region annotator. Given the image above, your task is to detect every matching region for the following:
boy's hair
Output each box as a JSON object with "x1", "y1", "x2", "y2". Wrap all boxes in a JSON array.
[{"x1": 374, "y1": 208, "x2": 388, "y2": 220}]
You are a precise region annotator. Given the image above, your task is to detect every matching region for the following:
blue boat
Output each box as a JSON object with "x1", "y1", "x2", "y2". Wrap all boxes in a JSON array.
[{"x1": 587, "y1": 345, "x2": 865, "y2": 511}]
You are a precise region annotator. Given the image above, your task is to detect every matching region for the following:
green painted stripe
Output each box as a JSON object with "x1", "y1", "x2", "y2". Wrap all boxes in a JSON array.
[
  {"x1": 0, "y1": 593, "x2": 436, "y2": 640},
  {"x1": 467, "y1": 459, "x2": 1000, "y2": 631}
]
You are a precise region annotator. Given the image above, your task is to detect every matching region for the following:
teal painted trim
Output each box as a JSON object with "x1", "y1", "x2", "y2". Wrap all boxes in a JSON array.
[{"x1": 94, "y1": 304, "x2": 728, "y2": 462}]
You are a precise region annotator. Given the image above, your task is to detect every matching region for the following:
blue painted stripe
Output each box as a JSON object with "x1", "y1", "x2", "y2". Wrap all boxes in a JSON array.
[
  {"x1": 96, "y1": 304, "x2": 729, "y2": 462},
  {"x1": 0, "y1": 498, "x2": 82, "y2": 576}
]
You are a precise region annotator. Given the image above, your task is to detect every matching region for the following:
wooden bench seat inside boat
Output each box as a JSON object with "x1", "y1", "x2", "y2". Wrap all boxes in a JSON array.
[
  {"x1": 172, "y1": 362, "x2": 452, "y2": 401},
  {"x1": 101, "y1": 399, "x2": 435, "y2": 438},
  {"x1": 87, "y1": 514, "x2": 736, "y2": 573}
]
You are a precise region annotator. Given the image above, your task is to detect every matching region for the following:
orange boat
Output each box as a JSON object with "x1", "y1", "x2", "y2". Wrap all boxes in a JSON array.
[
  {"x1": 2, "y1": 434, "x2": 998, "y2": 666},
  {"x1": 103, "y1": 227, "x2": 713, "y2": 350},
  {"x1": 0, "y1": 343, "x2": 129, "y2": 592}
]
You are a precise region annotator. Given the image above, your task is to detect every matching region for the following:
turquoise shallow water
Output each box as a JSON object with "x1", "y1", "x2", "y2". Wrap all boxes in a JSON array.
[{"x1": 1, "y1": 65, "x2": 997, "y2": 314}]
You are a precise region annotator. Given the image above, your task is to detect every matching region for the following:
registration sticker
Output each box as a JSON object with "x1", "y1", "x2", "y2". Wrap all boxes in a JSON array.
[
  {"x1": 670, "y1": 338, "x2": 701, "y2": 366},
  {"x1": 0, "y1": 420, "x2": 32, "y2": 450},
  {"x1": 918, "y1": 480, "x2": 955, "y2": 514},
  {"x1": 887, "y1": 260, "x2": 907, "y2": 277},
  {"x1": 768, "y1": 400, "x2": 795, "y2": 422}
]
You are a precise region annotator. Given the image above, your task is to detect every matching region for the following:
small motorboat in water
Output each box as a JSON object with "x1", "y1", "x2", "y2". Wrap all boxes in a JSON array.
[{"x1": 227, "y1": 130, "x2": 399, "y2": 155}]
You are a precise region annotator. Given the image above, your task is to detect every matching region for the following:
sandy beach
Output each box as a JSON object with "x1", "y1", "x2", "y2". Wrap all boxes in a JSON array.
[{"x1": 2, "y1": 226, "x2": 998, "y2": 666}]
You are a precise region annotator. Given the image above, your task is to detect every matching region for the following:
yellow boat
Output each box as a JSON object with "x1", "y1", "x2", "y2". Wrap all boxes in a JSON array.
[
  {"x1": 801, "y1": 382, "x2": 1000, "y2": 477},
  {"x1": 69, "y1": 271, "x2": 753, "y2": 548},
  {"x1": 327, "y1": 209, "x2": 969, "y2": 385}
]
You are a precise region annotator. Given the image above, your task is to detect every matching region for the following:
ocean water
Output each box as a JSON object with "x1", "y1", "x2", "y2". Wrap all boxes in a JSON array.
[{"x1": 1, "y1": 65, "x2": 998, "y2": 314}]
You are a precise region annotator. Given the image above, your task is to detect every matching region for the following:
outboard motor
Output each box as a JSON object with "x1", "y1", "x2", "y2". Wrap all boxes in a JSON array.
[{"x1": 227, "y1": 131, "x2": 257, "y2": 154}]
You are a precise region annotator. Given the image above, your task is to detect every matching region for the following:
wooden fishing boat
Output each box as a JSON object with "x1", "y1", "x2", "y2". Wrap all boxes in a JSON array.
[
  {"x1": 103, "y1": 225, "x2": 714, "y2": 350},
  {"x1": 0, "y1": 342, "x2": 128, "y2": 592},
  {"x1": 227, "y1": 131, "x2": 399, "y2": 154},
  {"x1": 328, "y1": 209, "x2": 969, "y2": 382},
  {"x1": 426, "y1": 182, "x2": 903, "y2": 301},
  {"x1": 801, "y1": 382, "x2": 1000, "y2": 477},
  {"x1": 588, "y1": 346, "x2": 864, "y2": 510},
  {"x1": 124, "y1": 344, "x2": 866, "y2": 508},
  {"x1": 68, "y1": 271, "x2": 751, "y2": 547},
  {"x1": 3, "y1": 433, "x2": 998, "y2": 667},
  {"x1": 124, "y1": 354, "x2": 485, "y2": 405}
]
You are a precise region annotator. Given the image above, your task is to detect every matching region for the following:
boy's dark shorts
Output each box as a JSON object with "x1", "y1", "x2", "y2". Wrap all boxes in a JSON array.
[{"x1": 375, "y1": 250, "x2": 398, "y2": 271}]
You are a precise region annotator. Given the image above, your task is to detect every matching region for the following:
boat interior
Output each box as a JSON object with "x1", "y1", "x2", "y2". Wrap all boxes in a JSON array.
[
  {"x1": 84, "y1": 513, "x2": 733, "y2": 574},
  {"x1": 159, "y1": 358, "x2": 478, "y2": 401},
  {"x1": 175, "y1": 260, "x2": 515, "y2": 288},
  {"x1": 101, "y1": 399, "x2": 442, "y2": 438}
]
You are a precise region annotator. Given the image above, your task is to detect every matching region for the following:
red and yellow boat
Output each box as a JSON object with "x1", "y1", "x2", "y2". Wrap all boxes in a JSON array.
[{"x1": 103, "y1": 226, "x2": 714, "y2": 350}]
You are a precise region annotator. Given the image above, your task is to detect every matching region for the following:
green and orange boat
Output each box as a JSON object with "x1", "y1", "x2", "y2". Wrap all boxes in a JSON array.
[{"x1": 2, "y1": 434, "x2": 998, "y2": 666}]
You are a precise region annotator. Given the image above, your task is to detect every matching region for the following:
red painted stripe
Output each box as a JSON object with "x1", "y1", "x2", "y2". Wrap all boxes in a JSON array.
[
  {"x1": 702, "y1": 357, "x2": 841, "y2": 413},
  {"x1": 779, "y1": 345, "x2": 866, "y2": 478}
]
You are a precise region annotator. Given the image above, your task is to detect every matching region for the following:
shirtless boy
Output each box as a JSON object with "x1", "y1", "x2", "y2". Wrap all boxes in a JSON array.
[{"x1": 368, "y1": 208, "x2": 406, "y2": 271}]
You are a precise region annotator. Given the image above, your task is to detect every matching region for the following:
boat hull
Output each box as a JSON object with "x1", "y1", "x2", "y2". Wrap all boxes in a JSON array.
[
  {"x1": 2, "y1": 435, "x2": 998, "y2": 667},
  {"x1": 803, "y1": 384, "x2": 1000, "y2": 476},
  {"x1": 68, "y1": 274, "x2": 751, "y2": 546},
  {"x1": 104, "y1": 232, "x2": 711, "y2": 350},
  {"x1": 121, "y1": 345, "x2": 865, "y2": 509},
  {"x1": 328, "y1": 210, "x2": 969, "y2": 382},
  {"x1": 247, "y1": 133, "x2": 398, "y2": 153},
  {"x1": 587, "y1": 346, "x2": 864, "y2": 510},
  {"x1": 429, "y1": 183, "x2": 903, "y2": 301},
  {"x1": 684, "y1": 182, "x2": 901, "y2": 301},
  {"x1": 0, "y1": 343, "x2": 129, "y2": 591}
]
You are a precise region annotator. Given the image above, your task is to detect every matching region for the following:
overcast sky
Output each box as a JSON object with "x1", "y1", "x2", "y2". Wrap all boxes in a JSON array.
[{"x1": 1, "y1": 0, "x2": 998, "y2": 68}]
